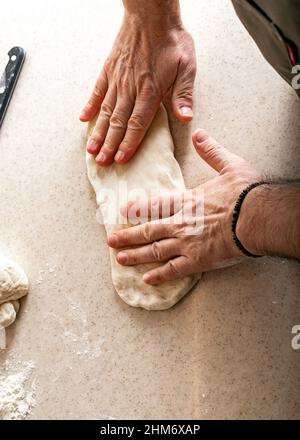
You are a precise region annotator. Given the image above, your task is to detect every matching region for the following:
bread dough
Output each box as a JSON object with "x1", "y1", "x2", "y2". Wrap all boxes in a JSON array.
[
  {"x1": 0, "y1": 256, "x2": 29, "y2": 328},
  {"x1": 0, "y1": 301, "x2": 20, "y2": 328},
  {"x1": 86, "y1": 106, "x2": 201, "y2": 310}
]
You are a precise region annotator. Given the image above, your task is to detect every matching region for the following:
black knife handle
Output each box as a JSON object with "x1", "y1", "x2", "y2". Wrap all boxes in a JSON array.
[{"x1": 0, "y1": 47, "x2": 26, "y2": 129}]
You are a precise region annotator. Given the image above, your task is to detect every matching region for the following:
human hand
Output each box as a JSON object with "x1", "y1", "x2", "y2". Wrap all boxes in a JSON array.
[
  {"x1": 80, "y1": 11, "x2": 196, "y2": 166},
  {"x1": 107, "y1": 130, "x2": 262, "y2": 284}
]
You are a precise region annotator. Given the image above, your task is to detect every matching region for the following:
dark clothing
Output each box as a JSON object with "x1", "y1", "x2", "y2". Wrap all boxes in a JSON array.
[{"x1": 232, "y1": 0, "x2": 300, "y2": 95}]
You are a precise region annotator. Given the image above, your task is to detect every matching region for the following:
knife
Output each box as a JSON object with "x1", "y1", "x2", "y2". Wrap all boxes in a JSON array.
[{"x1": 0, "y1": 46, "x2": 26, "y2": 129}]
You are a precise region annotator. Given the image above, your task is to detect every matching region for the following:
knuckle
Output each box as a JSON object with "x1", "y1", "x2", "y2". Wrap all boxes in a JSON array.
[
  {"x1": 89, "y1": 96, "x2": 98, "y2": 107},
  {"x1": 104, "y1": 58, "x2": 111, "y2": 71},
  {"x1": 110, "y1": 114, "x2": 127, "y2": 130},
  {"x1": 181, "y1": 56, "x2": 197, "y2": 77},
  {"x1": 137, "y1": 72, "x2": 160, "y2": 98},
  {"x1": 203, "y1": 142, "x2": 223, "y2": 161},
  {"x1": 119, "y1": 137, "x2": 135, "y2": 151},
  {"x1": 100, "y1": 102, "x2": 113, "y2": 118},
  {"x1": 93, "y1": 84, "x2": 104, "y2": 99},
  {"x1": 142, "y1": 223, "x2": 152, "y2": 242},
  {"x1": 119, "y1": 230, "x2": 129, "y2": 245},
  {"x1": 151, "y1": 242, "x2": 163, "y2": 262},
  {"x1": 166, "y1": 260, "x2": 181, "y2": 277},
  {"x1": 118, "y1": 76, "x2": 131, "y2": 91},
  {"x1": 172, "y1": 223, "x2": 184, "y2": 237},
  {"x1": 220, "y1": 163, "x2": 234, "y2": 174},
  {"x1": 128, "y1": 250, "x2": 138, "y2": 264},
  {"x1": 101, "y1": 141, "x2": 115, "y2": 153},
  {"x1": 90, "y1": 130, "x2": 103, "y2": 143},
  {"x1": 128, "y1": 113, "x2": 146, "y2": 132},
  {"x1": 90, "y1": 136, "x2": 102, "y2": 146},
  {"x1": 175, "y1": 87, "x2": 193, "y2": 102},
  {"x1": 142, "y1": 86, "x2": 158, "y2": 101}
]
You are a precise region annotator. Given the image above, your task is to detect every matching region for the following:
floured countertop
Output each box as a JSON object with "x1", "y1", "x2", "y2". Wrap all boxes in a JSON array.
[
  {"x1": 0, "y1": 0, "x2": 299, "y2": 419},
  {"x1": 0, "y1": 358, "x2": 36, "y2": 420}
]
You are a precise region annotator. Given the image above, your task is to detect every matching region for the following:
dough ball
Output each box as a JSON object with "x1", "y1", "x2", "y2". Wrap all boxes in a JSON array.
[
  {"x1": 0, "y1": 256, "x2": 29, "y2": 328},
  {"x1": 0, "y1": 255, "x2": 29, "y2": 305},
  {"x1": 0, "y1": 300, "x2": 20, "y2": 328}
]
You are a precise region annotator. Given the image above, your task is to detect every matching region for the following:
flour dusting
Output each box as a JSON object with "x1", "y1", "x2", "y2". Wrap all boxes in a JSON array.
[{"x1": 0, "y1": 360, "x2": 36, "y2": 420}]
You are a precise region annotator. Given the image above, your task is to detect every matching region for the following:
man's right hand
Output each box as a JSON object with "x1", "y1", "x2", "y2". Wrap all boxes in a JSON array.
[{"x1": 80, "y1": 0, "x2": 196, "y2": 166}]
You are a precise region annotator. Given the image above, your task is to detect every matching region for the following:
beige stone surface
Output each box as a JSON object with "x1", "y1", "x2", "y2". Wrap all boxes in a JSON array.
[{"x1": 0, "y1": 0, "x2": 299, "y2": 419}]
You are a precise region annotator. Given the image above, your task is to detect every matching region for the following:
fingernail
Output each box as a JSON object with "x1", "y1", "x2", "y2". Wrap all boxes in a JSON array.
[
  {"x1": 87, "y1": 139, "x2": 98, "y2": 152},
  {"x1": 117, "y1": 252, "x2": 128, "y2": 264},
  {"x1": 180, "y1": 106, "x2": 193, "y2": 117},
  {"x1": 96, "y1": 152, "x2": 106, "y2": 162},
  {"x1": 196, "y1": 130, "x2": 209, "y2": 143},
  {"x1": 115, "y1": 151, "x2": 125, "y2": 162},
  {"x1": 80, "y1": 110, "x2": 87, "y2": 119},
  {"x1": 107, "y1": 234, "x2": 118, "y2": 247}
]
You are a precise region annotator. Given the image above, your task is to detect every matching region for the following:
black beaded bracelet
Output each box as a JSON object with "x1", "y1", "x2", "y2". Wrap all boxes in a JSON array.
[{"x1": 231, "y1": 181, "x2": 269, "y2": 258}]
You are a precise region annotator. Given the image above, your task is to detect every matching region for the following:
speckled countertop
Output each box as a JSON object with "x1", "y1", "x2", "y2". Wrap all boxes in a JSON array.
[{"x1": 0, "y1": 0, "x2": 299, "y2": 419}]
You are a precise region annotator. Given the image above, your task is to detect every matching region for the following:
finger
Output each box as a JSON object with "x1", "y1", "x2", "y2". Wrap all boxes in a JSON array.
[
  {"x1": 192, "y1": 129, "x2": 247, "y2": 173},
  {"x1": 143, "y1": 256, "x2": 193, "y2": 285},
  {"x1": 172, "y1": 56, "x2": 196, "y2": 122},
  {"x1": 121, "y1": 192, "x2": 184, "y2": 224},
  {"x1": 80, "y1": 69, "x2": 108, "y2": 122},
  {"x1": 107, "y1": 221, "x2": 174, "y2": 248},
  {"x1": 116, "y1": 238, "x2": 180, "y2": 265},
  {"x1": 86, "y1": 87, "x2": 117, "y2": 157},
  {"x1": 98, "y1": 94, "x2": 135, "y2": 165},
  {"x1": 114, "y1": 95, "x2": 160, "y2": 164}
]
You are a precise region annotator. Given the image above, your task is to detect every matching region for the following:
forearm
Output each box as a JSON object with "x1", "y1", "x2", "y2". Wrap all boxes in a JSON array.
[
  {"x1": 122, "y1": 0, "x2": 182, "y2": 28},
  {"x1": 236, "y1": 182, "x2": 300, "y2": 259}
]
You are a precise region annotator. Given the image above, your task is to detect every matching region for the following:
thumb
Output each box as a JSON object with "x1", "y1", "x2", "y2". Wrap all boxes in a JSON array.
[
  {"x1": 192, "y1": 129, "x2": 246, "y2": 173},
  {"x1": 172, "y1": 59, "x2": 196, "y2": 122}
]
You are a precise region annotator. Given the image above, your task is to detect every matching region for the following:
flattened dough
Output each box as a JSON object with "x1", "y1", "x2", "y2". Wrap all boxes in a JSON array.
[{"x1": 86, "y1": 106, "x2": 201, "y2": 310}]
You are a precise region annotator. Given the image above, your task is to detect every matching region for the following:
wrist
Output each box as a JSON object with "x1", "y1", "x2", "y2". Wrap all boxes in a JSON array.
[
  {"x1": 236, "y1": 182, "x2": 300, "y2": 259},
  {"x1": 123, "y1": 0, "x2": 182, "y2": 29},
  {"x1": 235, "y1": 184, "x2": 267, "y2": 256}
]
